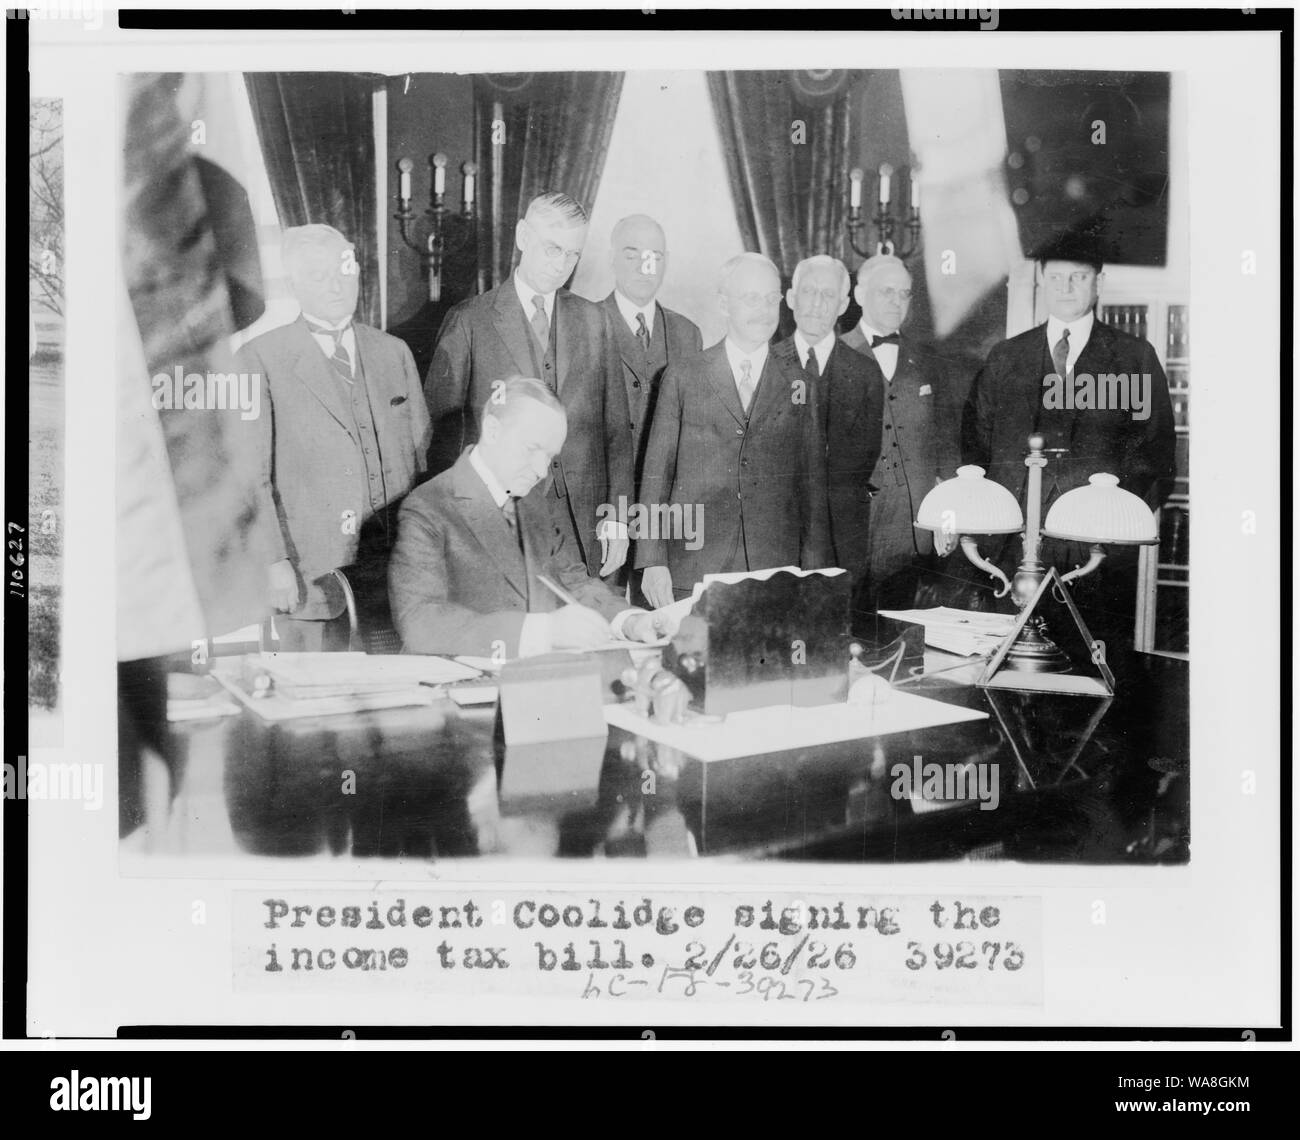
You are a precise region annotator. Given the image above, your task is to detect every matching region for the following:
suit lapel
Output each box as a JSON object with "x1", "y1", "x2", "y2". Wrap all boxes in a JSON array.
[
  {"x1": 554, "y1": 290, "x2": 575, "y2": 394},
  {"x1": 824, "y1": 342, "x2": 861, "y2": 434},
  {"x1": 450, "y1": 454, "x2": 528, "y2": 601},
  {"x1": 288, "y1": 318, "x2": 354, "y2": 438},
  {"x1": 491, "y1": 284, "x2": 539, "y2": 382},
  {"x1": 749, "y1": 348, "x2": 789, "y2": 424},
  {"x1": 605, "y1": 294, "x2": 650, "y2": 385},
  {"x1": 704, "y1": 346, "x2": 746, "y2": 426}
]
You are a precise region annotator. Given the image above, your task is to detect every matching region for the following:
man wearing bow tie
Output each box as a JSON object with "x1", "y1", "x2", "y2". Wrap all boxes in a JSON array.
[
  {"x1": 771, "y1": 255, "x2": 883, "y2": 632},
  {"x1": 842, "y1": 253, "x2": 945, "y2": 610},
  {"x1": 235, "y1": 224, "x2": 431, "y2": 651},
  {"x1": 636, "y1": 253, "x2": 829, "y2": 605},
  {"x1": 424, "y1": 191, "x2": 633, "y2": 581}
]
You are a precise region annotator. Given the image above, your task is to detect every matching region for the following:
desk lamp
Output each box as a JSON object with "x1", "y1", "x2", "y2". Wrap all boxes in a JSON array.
[{"x1": 914, "y1": 435, "x2": 1158, "y2": 693}]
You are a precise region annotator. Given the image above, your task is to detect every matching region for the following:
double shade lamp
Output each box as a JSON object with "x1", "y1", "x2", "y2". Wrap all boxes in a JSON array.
[{"x1": 914, "y1": 435, "x2": 1158, "y2": 691}]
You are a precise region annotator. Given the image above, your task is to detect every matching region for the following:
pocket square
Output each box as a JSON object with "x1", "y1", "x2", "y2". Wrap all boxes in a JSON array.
[
  {"x1": 918, "y1": 384, "x2": 932, "y2": 396},
  {"x1": 390, "y1": 395, "x2": 408, "y2": 406}
]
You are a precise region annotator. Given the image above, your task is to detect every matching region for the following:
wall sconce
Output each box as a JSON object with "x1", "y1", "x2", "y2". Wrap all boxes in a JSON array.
[
  {"x1": 914, "y1": 436, "x2": 1158, "y2": 694},
  {"x1": 847, "y1": 162, "x2": 922, "y2": 259},
  {"x1": 394, "y1": 152, "x2": 478, "y2": 303}
]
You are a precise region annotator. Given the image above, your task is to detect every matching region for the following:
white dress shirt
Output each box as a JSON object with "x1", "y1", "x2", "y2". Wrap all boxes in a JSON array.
[
  {"x1": 1045, "y1": 310, "x2": 1095, "y2": 376},
  {"x1": 303, "y1": 313, "x2": 356, "y2": 376},
  {"x1": 857, "y1": 320, "x2": 899, "y2": 381},
  {"x1": 513, "y1": 270, "x2": 556, "y2": 325},
  {"x1": 467, "y1": 446, "x2": 638, "y2": 656},
  {"x1": 793, "y1": 329, "x2": 836, "y2": 374},
  {"x1": 724, "y1": 338, "x2": 769, "y2": 405},
  {"x1": 613, "y1": 289, "x2": 656, "y2": 338}
]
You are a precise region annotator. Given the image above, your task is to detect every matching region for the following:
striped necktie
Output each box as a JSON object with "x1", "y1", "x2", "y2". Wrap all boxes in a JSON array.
[
  {"x1": 736, "y1": 357, "x2": 756, "y2": 414},
  {"x1": 310, "y1": 321, "x2": 354, "y2": 383},
  {"x1": 530, "y1": 295, "x2": 550, "y2": 349},
  {"x1": 635, "y1": 312, "x2": 651, "y2": 354}
]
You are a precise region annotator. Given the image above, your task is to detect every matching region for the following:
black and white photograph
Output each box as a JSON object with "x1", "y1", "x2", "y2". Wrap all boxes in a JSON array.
[{"x1": 10, "y1": 5, "x2": 1287, "y2": 1060}]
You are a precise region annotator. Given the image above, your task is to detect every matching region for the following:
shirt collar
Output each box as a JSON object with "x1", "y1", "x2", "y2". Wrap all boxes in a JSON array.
[
  {"x1": 613, "y1": 290, "x2": 656, "y2": 336},
  {"x1": 513, "y1": 270, "x2": 555, "y2": 320},
  {"x1": 858, "y1": 320, "x2": 897, "y2": 345},
  {"x1": 468, "y1": 445, "x2": 511, "y2": 509},
  {"x1": 724, "y1": 337, "x2": 769, "y2": 376},
  {"x1": 303, "y1": 313, "x2": 353, "y2": 334},
  {"x1": 794, "y1": 329, "x2": 836, "y2": 370},
  {"x1": 1046, "y1": 310, "x2": 1095, "y2": 349}
]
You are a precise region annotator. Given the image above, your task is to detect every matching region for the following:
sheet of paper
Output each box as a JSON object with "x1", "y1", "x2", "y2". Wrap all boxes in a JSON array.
[{"x1": 603, "y1": 691, "x2": 987, "y2": 762}]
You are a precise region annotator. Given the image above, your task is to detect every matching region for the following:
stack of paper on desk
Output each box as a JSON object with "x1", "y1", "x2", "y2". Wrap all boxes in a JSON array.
[
  {"x1": 604, "y1": 691, "x2": 986, "y2": 762},
  {"x1": 655, "y1": 565, "x2": 848, "y2": 629},
  {"x1": 878, "y1": 607, "x2": 1016, "y2": 657},
  {"x1": 210, "y1": 653, "x2": 482, "y2": 721}
]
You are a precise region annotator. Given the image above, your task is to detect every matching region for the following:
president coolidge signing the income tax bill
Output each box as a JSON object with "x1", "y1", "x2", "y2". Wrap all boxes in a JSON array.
[{"x1": 116, "y1": 68, "x2": 1187, "y2": 864}]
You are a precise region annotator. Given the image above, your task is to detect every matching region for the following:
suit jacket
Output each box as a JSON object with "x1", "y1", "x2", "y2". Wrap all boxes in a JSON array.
[
  {"x1": 842, "y1": 326, "x2": 945, "y2": 561},
  {"x1": 961, "y1": 318, "x2": 1176, "y2": 503},
  {"x1": 600, "y1": 293, "x2": 703, "y2": 483},
  {"x1": 389, "y1": 452, "x2": 627, "y2": 657},
  {"x1": 772, "y1": 336, "x2": 883, "y2": 577},
  {"x1": 235, "y1": 317, "x2": 431, "y2": 583},
  {"x1": 424, "y1": 282, "x2": 634, "y2": 575},
  {"x1": 634, "y1": 341, "x2": 830, "y2": 587}
]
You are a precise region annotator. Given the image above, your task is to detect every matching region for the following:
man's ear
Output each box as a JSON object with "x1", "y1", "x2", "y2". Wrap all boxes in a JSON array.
[
  {"x1": 853, "y1": 281, "x2": 867, "y2": 308},
  {"x1": 1094, "y1": 270, "x2": 1106, "y2": 294},
  {"x1": 482, "y1": 414, "x2": 500, "y2": 444},
  {"x1": 515, "y1": 220, "x2": 528, "y2": 254},
  {"x1": 784, "y1": 287, "x2": 796, "y2": 312},
  {"x1": 836, "y1": 293, "x2": 851, "y2": 318}
]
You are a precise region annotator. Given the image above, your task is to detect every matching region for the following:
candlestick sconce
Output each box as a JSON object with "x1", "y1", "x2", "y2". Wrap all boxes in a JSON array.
[
  {"x1": 394, "y1": 153, "x2": 478, "y2": 303},
  {"x1": 847, "y1": 163, "x2": 922, "y2": 260},
  {"x1": 914, "y1": 436, "x2": 1159, "y2": 695}
]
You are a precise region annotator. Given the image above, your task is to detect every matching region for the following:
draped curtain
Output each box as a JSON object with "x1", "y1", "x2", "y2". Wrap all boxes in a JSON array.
[
  {"x1": 243, "y1": 72, "x2": 381, "y2": 325},
  {"x1": 474, "y1": 72, "x2": 625, "y2": 289},
  {"x1": 706, "y1": 71, "x2": 852, "y2": 286}
]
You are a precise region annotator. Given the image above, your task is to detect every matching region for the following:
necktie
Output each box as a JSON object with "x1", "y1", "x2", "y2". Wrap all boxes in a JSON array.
[
  {"x1": 530, "y1": 295, "x2": 550, "y2": 349},
  {"x1": 870, "y1": 332, "x2": 900, "y2": 348},
  {"x1": 502, "y1": 496, "x2": 524, "y2": 554},
  {"x1": 1052, "y1": 327, "x2": 1071, "y2": 380},
  {"x1": 635, "y1": 311, "x2": 651, "y2": 353},
  {"x1": 804, "y1": 349, "x2": 821, "y2": 379},
  {"x1": 736, "y1": 357, "x2": 756, "y2": 414},
  {"x1": 311, "y1": 322, "x2": 353, "y2": 382}
]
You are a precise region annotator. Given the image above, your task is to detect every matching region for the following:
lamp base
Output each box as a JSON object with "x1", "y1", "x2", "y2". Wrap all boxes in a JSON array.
[{"x1": 1001, "y1": 618, "x2": 1072, "y2": 673}]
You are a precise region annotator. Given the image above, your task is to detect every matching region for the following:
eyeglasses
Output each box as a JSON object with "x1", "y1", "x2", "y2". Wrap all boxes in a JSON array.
[
  {"x1": 1044, "y1": 272, "x2": 1095, "y2": 287},
  {"x1": 525, "y1": 220, "x2": 583, "y2": 266},
  {"x1": 734, "y1": 291, "x2": 782, "y2": 308},
  {"x1": 873, "y1": 286, "x2": 913, "y2": 302}
]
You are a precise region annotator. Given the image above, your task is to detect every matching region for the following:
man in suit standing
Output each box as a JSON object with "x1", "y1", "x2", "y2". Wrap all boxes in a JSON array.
[
  {"x1": 601, "y1": 214, "x2": 703, "y2": 481},
  {"x1": 236, "y1": 224, "x2": 431, "y2": 651},
  {"x1": 637, "y1": 253, "x2": 830, "y2": 605},
  {"x1": 771, "y1": 255, "x2": 884, "y2": 633},
  {"x1": 961, "y1": 233, "x2": 1175, "y2": 648},
  {"x1": 842, "y1": 254, "x2": 945, "y2": 611},
  {"x1": 424, "y1": 191, "x2": 632, "y2": 580},
  {"x1": 389, "y1": 378, "x2": 662, "y2": 657}
]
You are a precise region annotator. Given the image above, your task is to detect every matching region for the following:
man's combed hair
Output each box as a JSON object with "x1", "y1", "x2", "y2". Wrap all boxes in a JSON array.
[
  {"x1": 526, "y1": 191, "x2": 589, "y2": 227},
  {"x1": 792, "y1": 254, "x2": 851, "y2": 297},
  {"x1": 282, "y1": 223, "x2": 353, "y2": 271},
  {"x1": 855, "y1": 252, "x2": 910, "y2": 289},
  {"x1": 718, "y1": 251, "x2": 781, "y2": 292},
  {"x1": 481, "y1": 376, "x2": 565, "y2": 426}
]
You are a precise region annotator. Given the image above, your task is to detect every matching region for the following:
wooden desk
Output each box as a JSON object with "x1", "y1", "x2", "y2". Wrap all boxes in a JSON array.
[{"x1": 147, "y1": 651, "x2": 1188, "y2": 864}]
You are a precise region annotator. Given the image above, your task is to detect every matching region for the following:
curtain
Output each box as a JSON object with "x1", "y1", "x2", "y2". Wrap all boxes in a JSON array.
[
  {"x1": 243, "y1": 72, "x2": 381, "y2": 325},
  {"x1": 474, "y1": 72, "x2": 625, "y2": 289},
  {"x1": 706, "y1": 71, "x2": 852, "y2": 285}
]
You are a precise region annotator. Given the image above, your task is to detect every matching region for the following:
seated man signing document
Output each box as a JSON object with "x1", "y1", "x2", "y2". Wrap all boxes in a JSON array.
[{"x1": 390, "y1": 378, "x2": 663, "y2": 657}]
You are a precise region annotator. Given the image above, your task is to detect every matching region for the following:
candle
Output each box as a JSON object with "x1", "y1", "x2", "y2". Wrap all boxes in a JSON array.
[
  {"x1": 879, "y1": 164, "x2": 892, "y2": 206},
  {"x1": 911, "y1": 176, "x2": 920, "y2": 210},
  {"x1": 462, "y1": 162, "x2": 478, "y2": 209},
  {"x1": 849, "y1": 167, "x2": 863, "y2": 209},
  {"x1": 397, "y1": 157, "x2": 413, "y2": 203},
  {"x1": 432, "y1": 152, "x2": 447, "y2": 197}
]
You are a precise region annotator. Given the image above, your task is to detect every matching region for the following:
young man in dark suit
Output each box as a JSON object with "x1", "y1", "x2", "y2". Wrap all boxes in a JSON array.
[
  {"x1": 961, "y1": 233, "x2": 1175, "y2": 648},
  {"x1": 636, "y1": 253, "x2": 830, "y2": 605},
  {"x1": 772, "y1": 255, "x2": 884, "y2": 633},
  {"x1": 842, "y1": 253, "x2": 947, "y2": 611},
  {"x1": 235, "y1": 224, "x2": 432, "y2": 651},
  {"x1": 389, "y1": 378, "x2": 662, "y2": 658},
  {"x1": 423, "y1": 191, "x2": 633, "y2": 580}
]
